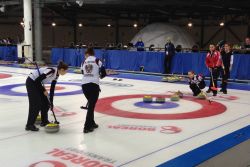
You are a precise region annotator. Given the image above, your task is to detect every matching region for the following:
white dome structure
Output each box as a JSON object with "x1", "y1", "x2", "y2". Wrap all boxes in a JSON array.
[{"x1": 131, "y1": 23, "x2": 195, "y2": 49}]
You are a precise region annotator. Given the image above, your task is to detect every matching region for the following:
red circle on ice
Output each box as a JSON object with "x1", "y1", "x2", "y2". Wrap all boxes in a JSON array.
[
  {"x1": 45, "y1": 86, "x2": 65, "y2": 91},
  {"x1": 0, "y1": 73, "x2": 12, "y2": 79},
  {"x1": 95, "y1": 94, "x2": 227, "y2": 120}
]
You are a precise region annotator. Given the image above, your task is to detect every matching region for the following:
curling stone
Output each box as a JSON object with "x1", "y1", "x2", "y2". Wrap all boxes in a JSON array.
[
  {"x1": 170, "y1": 95, "x2": 180, "y2": 101},
  {"x1": 170, "y1": 76, "x2": 180, "y2": 82},
  {"x1": 20, "y1": 64, "x2": 28, "y2": 68},
  {"x1": 73, "y1": 69, "x2": 81, "y2": 74},
  {"x1": 45, "y1": 123, "x2": 60, "y2": 133},
  {"x1": 155, "y1": 97, "x2": 165, "y2": 103},
  {"x1": 167, "y1": 77, "x2": 175, "y2": 82},
  {"x1": 162, "y1": 77, "x2": 168, "y2": 82},
  {"x1": 27, "y1": 64, "x2": 36, "y2": 69},
  {"x1": 162, "y1": 76, "x2": 180, "y2": 83},
  {"x1": 143, "y1": 95, "x2": 153, "y2": 103},
  {"x1": 35, "y1": 115, "x2": 42, "y2": 125},
  {"x1": 197, "y1": 92, "x2": 206, "y2": 99}
]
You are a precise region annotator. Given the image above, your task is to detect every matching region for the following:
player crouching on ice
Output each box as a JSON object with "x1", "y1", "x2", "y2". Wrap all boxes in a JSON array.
[{"x1": 188, "y1": 71, "x2": 206, "y2": 97}]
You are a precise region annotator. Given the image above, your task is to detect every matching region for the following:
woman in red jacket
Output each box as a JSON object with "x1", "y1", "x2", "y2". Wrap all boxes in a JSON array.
[{"x1": 205, "y1": 44, "x2": 222, "y2": 96}]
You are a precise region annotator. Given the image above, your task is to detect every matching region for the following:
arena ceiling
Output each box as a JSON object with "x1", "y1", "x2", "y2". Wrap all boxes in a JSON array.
[{"x1": 0, "y1": 0, "x2": 250, "y2": 25}]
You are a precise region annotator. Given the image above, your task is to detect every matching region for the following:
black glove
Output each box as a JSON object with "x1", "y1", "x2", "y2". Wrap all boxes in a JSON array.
[{"x1": 99, "y1": 66, "x2": 107, "y2": 79}]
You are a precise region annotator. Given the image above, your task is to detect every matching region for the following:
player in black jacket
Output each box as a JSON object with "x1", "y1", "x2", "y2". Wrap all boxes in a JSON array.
[
  {"x1": 25, "y1": 61, "x2": 68, "y2": 131},
  {"x1": 220, "y1": 43, "x2": 234, "y2": 94},
  {"x1": 188, "y1": 71, "x2": 206, "y2": 96}
]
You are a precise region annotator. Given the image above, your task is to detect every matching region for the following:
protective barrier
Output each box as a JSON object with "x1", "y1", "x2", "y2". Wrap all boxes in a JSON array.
[{"x1": 51, "y1": 48, "x2": 250, "y2": 80}]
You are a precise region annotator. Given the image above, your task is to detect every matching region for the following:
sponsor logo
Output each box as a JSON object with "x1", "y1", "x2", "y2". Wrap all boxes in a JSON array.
[{"x1": 107, "y1": 124, "x2": 182, "y2": 134}]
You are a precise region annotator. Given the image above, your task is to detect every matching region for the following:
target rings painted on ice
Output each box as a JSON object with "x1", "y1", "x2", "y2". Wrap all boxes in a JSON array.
[
  {"x1": 0, "y1": 73, "x2": 12, "y2": 79},
  {"x1": 0, "y1": 82, "x2": 82, "y2": 96},
  {"x1": 95, "y1": 94, "x2": 227, "y2": 120}
]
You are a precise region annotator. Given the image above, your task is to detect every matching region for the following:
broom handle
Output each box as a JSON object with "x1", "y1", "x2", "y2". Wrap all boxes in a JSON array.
[
  {"x1": 46, "y1": 96, "x2": 59, "y2": 123},
  {"x1": 210, "y1": 68, "x2": 215, "y2": 87}
]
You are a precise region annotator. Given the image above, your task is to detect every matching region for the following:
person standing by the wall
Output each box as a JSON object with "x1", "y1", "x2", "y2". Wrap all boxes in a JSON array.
[
  {"x1": 135, "y1": 38, "x2": 145, "y2": 51},
  {"x1": 164, "y1": 39, "x2": 175, "y2": 74},
  {"x1": 220, "y1": 43, "x2": 234, "y2": 94}
]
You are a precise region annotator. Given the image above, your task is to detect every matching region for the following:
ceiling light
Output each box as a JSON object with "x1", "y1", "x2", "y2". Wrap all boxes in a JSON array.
[
  {"x1": 219, "y1": 22, "x2": 224, "y2": 26},
  {"x1": 0, "y1": 5, "x2": 5, "y2": 13},
  {"x1": 76, "y1": 0, "x2": 84, "y2": 7}
]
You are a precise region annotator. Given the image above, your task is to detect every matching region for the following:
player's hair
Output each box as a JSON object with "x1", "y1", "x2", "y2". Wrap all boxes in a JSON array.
[
  {"x1": 224, "y1": 43, "x2": 232, "y2": 48},
  {"x1": 57, "y1": 61, "x2": 68, "y2": 70},
  {"x1": 85, "y1": 47, "x2": 95, "y2": 56},
  {"x1": 188, "y1": 70, "x2": 194, "y2": 74}
]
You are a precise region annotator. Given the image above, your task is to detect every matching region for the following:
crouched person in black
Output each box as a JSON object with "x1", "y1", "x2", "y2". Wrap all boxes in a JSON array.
[
  {"x1": 25, "y1": 61, "x2": 68, "y2": 131},
  {"x1": 81, "y1": 48, "x2": 106, "y2": 133},
  {"x1": 188, "y1": 71, "x2": 206, "y2": 96}
]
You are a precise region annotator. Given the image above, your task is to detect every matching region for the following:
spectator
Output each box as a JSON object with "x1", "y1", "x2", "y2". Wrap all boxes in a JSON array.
[
  {"x1": 164, "y1": 39, "x2": 175, "y2": 74},
  {"x1": 135, "y1": 38, "x2": 145, "y2": 51},
  {"x1": 0, "y1": 38, "x2": 11, "y2": 45},
  {"x1": 78, "y1": 42, "x2": 83, "y2": 48},
  {"x1": 192, "y1": 45, "x2": 199, "y2": 52},
  {"x1": 217, "y1": 40, "x2": 226, "y2": 52},
  {"x1": 88, "y1": 42, "x2": 94, "y2": 48},
  {"x1": 7, "y1": 37, "x2": 13, "y2": 44},
  {"x1": 106, "y1": 43, "x2": 110, "y2": 48},
  {"x1": 117, "y1": 43, "x2": 123, "y2": 50},
  {"x1": 175, "y1": 45, "x2": 182, "y2": 52},
  {"x1": 243, "y1": 37, "x2": 250, "y2": 49},
  {"x1": 127, "y1": 42, "x2": 134, "y2": 50},
  {"x1": 149, "y1": 44, "x2": 155, "y2": 51},
  {"x1": 69, "y1": 42, "x2": 75, "y2": 48}
]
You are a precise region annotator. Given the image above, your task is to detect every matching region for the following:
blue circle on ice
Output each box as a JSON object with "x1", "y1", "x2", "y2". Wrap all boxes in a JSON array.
[
  {"x1": 134, "y1": 101, "x2": 179, "y2": 109},
  {"x1": 0, "y1": 82, "x2": 82, "y2": 96}
]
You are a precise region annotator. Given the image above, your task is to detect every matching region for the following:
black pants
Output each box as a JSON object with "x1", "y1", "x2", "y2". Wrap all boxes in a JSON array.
[
  {"x1": 164, "y1": 54, "x2": 174, "y2": 74},
  {"x1": 26, "y1": 77, "x2": 49, "y2": 126},
  {"x1": 82, "y1": 83, "x2": 100, "y2": 129},
  {"x1": 209, "y1": 68, "x2": 219, "y2": 94},
  {"x1": 190, "y1": 82, "x2": 206, "y2": 96},
  {"x1": 220, "y1": 67, "x2": 230, "y2": 91}
]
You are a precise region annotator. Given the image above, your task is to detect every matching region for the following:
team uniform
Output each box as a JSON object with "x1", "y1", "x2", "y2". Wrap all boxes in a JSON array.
[
  {"x1": 81, "y1": 56, "x2": 102, "y2": 132},
  {"x1": 205, "y1": 50, "x2": 222, "y2": 96},
  {"x1": 189, "y1": 74, "x2": 206, "y2": 96},
  {"x1": 26, "y1": 67, "x2": 58, "y2": 130},
  {"x1": 220, "y1": 51, "x2": 234, "y2": 93}
]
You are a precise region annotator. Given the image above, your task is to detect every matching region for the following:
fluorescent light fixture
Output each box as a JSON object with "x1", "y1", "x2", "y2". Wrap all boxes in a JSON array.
[{"x1": 188, "y1": 22, "x2": 193, "y2": 27}]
